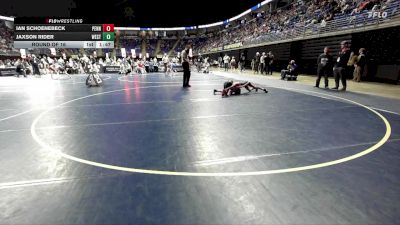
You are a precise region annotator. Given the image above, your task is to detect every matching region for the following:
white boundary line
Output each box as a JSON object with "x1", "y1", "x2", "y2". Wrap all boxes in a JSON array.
[
  {"x1": 0, "y1": 105, "x2": 358, "y2": 133},
  {"x1": 371, "y1": 107, "x2": 400, "y2": 116},
  {"x1": 30, "y1": 84, "x2": 392, "y2": 177},
  {"x1": 192, "y1": 138, "x2": 400, "y2": 167},
  {"x1": 2, "y1": 138, "x2": 399, "y2": 189},
  {"x1": 0, "y1": 109, "x2": 36, "y2": 122}
]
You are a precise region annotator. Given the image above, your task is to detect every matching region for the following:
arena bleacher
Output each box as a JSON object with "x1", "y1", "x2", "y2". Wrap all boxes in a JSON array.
[
  {"x1": 0, "y1": 20, "x2": 19, "y2": 56},
  {"x1": 0, "y1": 0, "x2": 399, "y2": 80}
]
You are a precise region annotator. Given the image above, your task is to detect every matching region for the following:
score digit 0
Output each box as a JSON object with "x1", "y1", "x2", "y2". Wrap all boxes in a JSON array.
[
  {"x1": 102, "y1": 32, "x2": 115, "y2": 41},
  {"x1": 102, "y1": 24, "x2": 114, "y2": 32}
]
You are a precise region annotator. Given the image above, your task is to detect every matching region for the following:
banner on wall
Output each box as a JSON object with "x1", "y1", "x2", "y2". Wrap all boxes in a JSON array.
[
  {"x1": 50, "y1": 48, "x2": 56, "y2": 56},
  {"x1": 210, "y1": 47, "x2": 223, "y2": 52},
  {"x1": 20, "y1": 49, "x2": 26, "y2": 59},
  {"x1": 121, "y1": 48, "x2": 126, "y2": 58},
  {"x1": 224, "y1": 42, "x2": 243, "y2": 50},
  {"x1": 189, "y1": 48, "x2": 193, "y2": 57},
  {"x1": 103, "y1": 66, "x2": 121, "y2": 73}
]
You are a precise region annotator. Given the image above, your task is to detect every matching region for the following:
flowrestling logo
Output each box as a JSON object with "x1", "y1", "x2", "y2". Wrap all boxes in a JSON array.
[
  {"x1": 46, "y1": 19, "x2": 84, "y2": 24},
  {"x1": 367, "y1": 11, "x2": 388, "y2": 19}
]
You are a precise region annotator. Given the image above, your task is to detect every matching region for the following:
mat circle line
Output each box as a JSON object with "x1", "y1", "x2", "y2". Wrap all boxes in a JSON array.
[{"x1": 30, "y1": 84, "x2": 391, "y2": 177}]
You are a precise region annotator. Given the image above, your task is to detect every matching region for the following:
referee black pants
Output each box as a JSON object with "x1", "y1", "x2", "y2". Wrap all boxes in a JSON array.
[{"x1": 182, "y1": 61, "x2": 191, "y2": 87}]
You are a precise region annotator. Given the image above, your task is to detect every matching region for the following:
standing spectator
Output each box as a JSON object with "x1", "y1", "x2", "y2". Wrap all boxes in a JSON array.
[
  {"x1": 239, "y1": 52, "x2": 246, "y2": 72},
  {"x1": 315, "y1": 47, "x2": 334, "y2": 88},
  {"x1": 223, "y1": 54, "x2": 230, "y2": 71},
  {"x1": 144, "y1": 58, "x2": 150, "y2": 73},
  {"x1": 218, "y1": 56, "x2": 223, "y2": 68},
  {"x1": 230, "y1": 56, "x2": 237, "y2": 71},
  {"x1": 148, "y1": 58, "x2": 155, "y2": 73},
  {"x1": 181, "y1": 45, "x2": 191, "y2": 88},
  {"x1": 347, "y1": 51, "x2": 358, "y2": 80},
  {"x1": 264, "y1": 52, "x2": 270, "y2": 74},
  {"x1": 332, "y1": 41, "x2": 351, "y2": 91},
  {"x1": 354, "y1": 48, "x2": 366, "y2": 82},
  {"x1": 30, "y1": 55, "x2": 41, "y2": 76},
  {"x1": 259, "y1": 52, "x2": 266, "y2": 74},
  {"x1": 162, "y1": 53, "x2": 169, "y2": 73},
  {"x1": 267, "y1": 51, "x2": 275, "y2": 75},
  {"x1": 24, "y1": 58, "x2": 32, "y2": 75},
  {"x1": 254, "y1": 52, "x2": 260, "y2": 74},
  {"x1": 196, "y1": 53, "x2": 203, "y2": 72},
  {"x1": 153, "y1": 57, "x2": 159, "y2": 72}
]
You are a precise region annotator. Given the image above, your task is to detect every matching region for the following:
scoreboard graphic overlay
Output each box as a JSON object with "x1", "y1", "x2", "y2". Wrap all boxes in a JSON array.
[{"x1": 13, "y1": 18, "x2": 114, "y2": 49}]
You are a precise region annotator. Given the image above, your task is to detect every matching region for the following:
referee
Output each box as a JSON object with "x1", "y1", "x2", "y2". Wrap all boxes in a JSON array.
[{"x1": 181, "y1": 45, "x2": 191, "y2": 87}]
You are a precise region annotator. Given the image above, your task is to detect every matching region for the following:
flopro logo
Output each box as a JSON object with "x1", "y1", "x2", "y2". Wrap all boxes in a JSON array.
[{"x1": 367, "y1": 11, "x2": 388, "y2": 18}]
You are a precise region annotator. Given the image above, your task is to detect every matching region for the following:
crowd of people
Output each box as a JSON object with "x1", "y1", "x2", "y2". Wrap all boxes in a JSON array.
[
  {"x1": 202, "y1": 38, "x2": 368, "y2": 91},
  {"x1": 0, "y1": 52, "x2": 190, "y2": 78},
  {"x1": 160, "y1": 39, "x2": 176, "y2": 54},
  {"x1": 214, "y1": 51, "x2": 275, "y2": 74},
  {"x1": 0, "y1": 20, "x2": 18, "y2": 55},
  {"x1": 250, "y1": 51, "x2": 275, "y2": 75},
  {"x1": 1, "y1": 0, "x2": 393, "y2": 61},
  {"x1": 0, "y1": 0, "x2": 397, "y2": 59},
  {"x1": 194, "y1": 0, "x2": 394, "y2": 53},
  {"x1": 0, "y1": 0, "x2": 391, "y2": 89},
  {"x1": 314, "y1": 41, "x2": 367, "y2": 90},
  {"x1": 0, "y1": 54, "x2": 99, "y2": 77},
  {"x1": 0, "y1": 38, "x2": 370, "y2": 93},
  {"x1": 115, "y1": 54, "x2": 184, "y2": 75}
]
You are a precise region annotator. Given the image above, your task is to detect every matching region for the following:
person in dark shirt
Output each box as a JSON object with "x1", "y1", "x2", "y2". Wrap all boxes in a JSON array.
[
  {"x1": 181, "y1": 45, "x2": 191, "y2": 88},
  {"x1": 254, "y1": 52, "x2": 260, "y2": 74},
  {"x1": 332, "y1": 41, "x2": 351, "y2": 91},
  {"x1": 29, "y1": 55, "x2": 40, "y2": 76},
  {"x1": 196, "y1": 53, "x2": 203, "y2": 72},
  {"x1": 353, "y1": 48, "x2": 366, "y2": 82},
  {"x1": 239, "y1": 52, "x2": 246, "y2": 72},
  {"x1": 266, "y1": 51, "x2": 274, "y2": 75},
  {"x1": 315, "y1": 47, "x2": 334, "y2": 88}
]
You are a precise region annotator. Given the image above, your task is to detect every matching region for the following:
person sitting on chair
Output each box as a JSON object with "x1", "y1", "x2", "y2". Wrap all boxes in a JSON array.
[
  {"x1": 214, "y1": 80, "x2": 268, "y2": 97},
  {"x1": 138, "y1": 60, "x2": 147, "y2": 74},
  {"x1": 15, "y1": 59, "x2": 27, "y2": 78},
  {"x1": 202, "y1": 57, "x2": 210, "y2": 73},
  {"x1": 281, "y1": 60, "x2": 298, "y2": 80}
]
